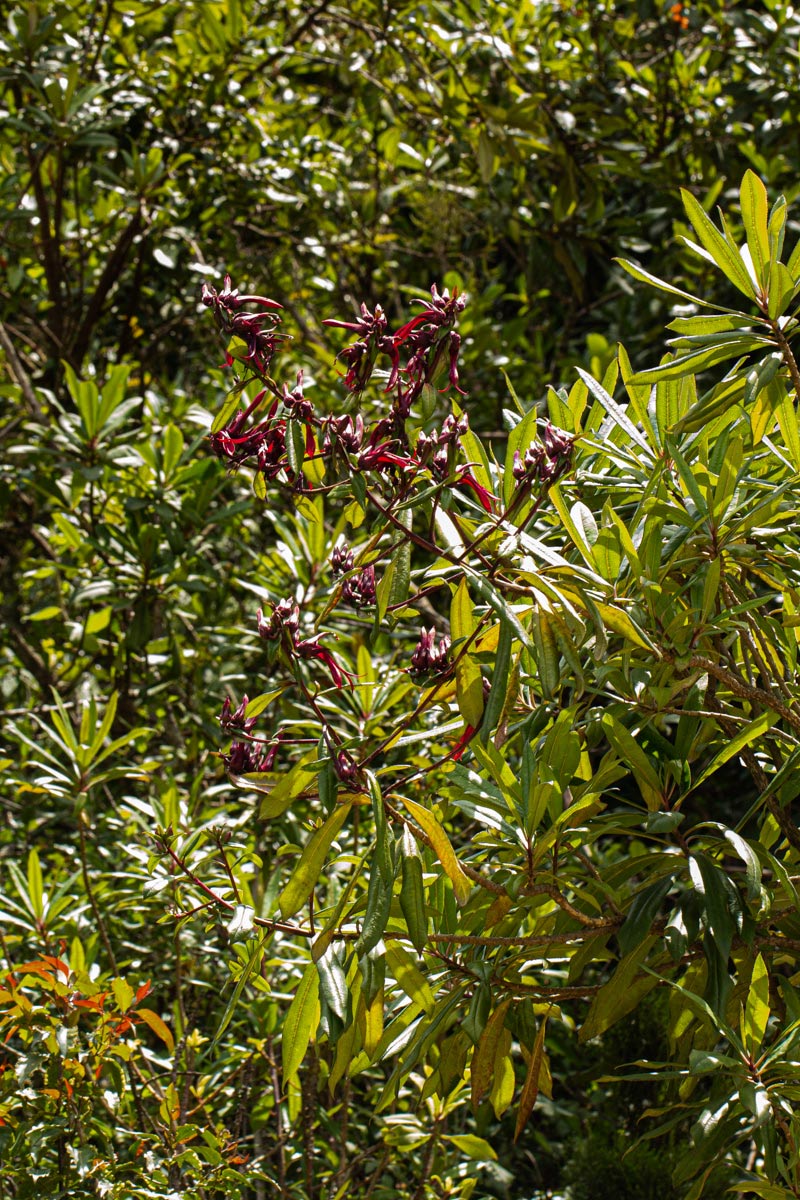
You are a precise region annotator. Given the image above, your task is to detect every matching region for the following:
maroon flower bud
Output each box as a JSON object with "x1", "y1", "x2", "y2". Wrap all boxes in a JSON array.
[
  {"x1": 512, "y1": 424, "x2": 574, "y2": 488},
  {"x1": 257, "y1": 599, "x2": 300, "y2": 642},
  {"x1": 342, "y1": 564, "x2": 377, "y2": 608},
  {"x1": 282, "y1": 370, "x2": 314, "y2": 422},
  {"x1": 334, "y1": 750, "x2": 359, "y2": 783},
  {"x1": 331, "y1": 544, "x2": 355, "y2": 577},
  {"x1": 219, "y1": 694, "x2": 258, "y2": 734},
  {"x1": 438, "y1": 412, "x2": 469, "y2": 447},
  {"x1": 323, "y1": 414, "x2": 364, "y2": 455},
  {"x1": 409, "y1": 627, "x2": 451, "y2": 678},
  {"x1": 223, "y1": 736, "x2": 281, "y2": 776}
]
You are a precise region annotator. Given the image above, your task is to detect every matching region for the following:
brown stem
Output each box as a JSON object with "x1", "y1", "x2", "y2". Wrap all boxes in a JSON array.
[
  {"x1": 78, "y1": 813, "x2": 118, "y2": 972},
  {"x1": 770, "y1": 317, "x2": 800, "y2": 406},
  {"x1": 159, "y1": 839, "x2": 314, "y2": 937},
  {"x1": 0, "y1": 320, "x2": 42, "y2": 416}
]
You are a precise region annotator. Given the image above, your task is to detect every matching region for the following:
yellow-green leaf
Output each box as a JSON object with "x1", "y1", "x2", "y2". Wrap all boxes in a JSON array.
[
  {"x1": 397, "y1": 795, "x2": 472, "y2": 906},
  {"x1": 740, "y1": 170, "x2": 770, "y2": 285},
  {"x1": 385, "y1": 942, "x2": 434, "y2": 1014},
  {"x1": 471, "y1": 998, "x2": 512, "y2": 1111},
  {"x1": 742, "y1": 953, "x2": 770, "y2": 1055},
  {"x1": 279, "y1": 802, "x2": 351, "y2": 919},
  {"x1": 282, "y1": 961, "x2": 320, "y2": 1085},
  {"x1": 259, "y1": 750, "x2": 320, "y2": 819}
]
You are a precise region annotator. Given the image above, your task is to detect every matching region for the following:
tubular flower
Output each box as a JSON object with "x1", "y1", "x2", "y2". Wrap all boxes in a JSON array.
[
  {"x1": 219, "y1": 694, "x2": 258, "y2": 735},
  {"x1": 223, "y1": 739, "x2": 280, "y2": 775},
  {"x1": 202, "y1": 274, "x2": 285, "y2": 375}
]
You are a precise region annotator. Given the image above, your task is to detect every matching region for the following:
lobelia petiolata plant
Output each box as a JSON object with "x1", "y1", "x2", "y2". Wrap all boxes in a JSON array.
[{"x1": 159, "y1": 170, "x2": 800, "y2": 1197}]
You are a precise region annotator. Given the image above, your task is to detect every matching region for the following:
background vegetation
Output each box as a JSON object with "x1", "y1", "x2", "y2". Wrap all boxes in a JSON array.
[{"x1": 3, "y1": 2, "x2": 800, "y2": 1197}]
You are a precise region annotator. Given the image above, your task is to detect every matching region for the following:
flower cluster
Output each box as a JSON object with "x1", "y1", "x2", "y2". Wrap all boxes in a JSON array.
[
  {"x1": 341, "y1": 563, "x2": 376, "y2": 609},
  {"x1": 409, "y1": 627, "x2": 451, "y2": 678},
  {"x1": 513, "y1": 422, "x2": 575, "y2": 487},
  {"x1": 257, "y1": 599, "x2": 353, "y2": 688},
  {"x1": 219, "y1": 694, "x2": 258, "y2": 735},
  {"x1": 323, "y1": 285, "x2": 466, "y2": 425},
  {"x1": 201, "y1": 274, "x2": 285, "y2": 374},
  {"x1": 223, "y1": 739, "x2": 280, "y2": 776},
  {"x1": 416, "y1": 413, "x2": 494, "y2": 512}
]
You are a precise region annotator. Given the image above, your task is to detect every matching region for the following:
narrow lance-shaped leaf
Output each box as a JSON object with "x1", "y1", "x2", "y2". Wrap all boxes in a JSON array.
[
  {"x1": 742, "y1": 952, "x2": 770, "y2": 1055},
  {"x1": 680, "y1": 188, "x2": 756, "y2": 299},
  {"x1": 397, "y1": 795, "x2": 472, "y2": 906},
  {"x1": 471, "y1": 998, "x2": 512, "y2": 1111},
  {"x1": 282, "y1": 960, "x2": 320, "y2": 1086},
  {"x1": 740, "y1": 169, "x2": 770, "y2": 286},
  {"x1": 514, "y1": 1015, "x2": 549, "y2": 1142},
  {"x1": 451, "y1": 577, "x2": 484, "y2": 727},
  {"x1": 279, "y1": 801, "x2": 352, "y2": 919}
]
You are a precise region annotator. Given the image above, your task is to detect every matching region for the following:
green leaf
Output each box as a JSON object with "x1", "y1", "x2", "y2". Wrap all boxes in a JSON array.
[
  {"x1": 767, "y1": 260, "x2": 796, "y2": 319},
  {"x1": 743, "y1": 952, "x2": 770, "y2": 1055},
  {"x1": 689, "y1": 710, "x2": 779, "y2": 793},
  {"x1": 259, "y1": 750, "x2": 321, "y2": 818},
  {"x1": 27, "y1": 850, "x2": 43, "y2": 920},
  {"x1": 740, "y1": 170, "x2": 770, "y2": 286},
  {"x1": 112, "y1": 976, "x2": 135, "y2": 1013},
  {"x1": 690, "y1": 854, "x2": 737, "y2": 963},
  {"x1": 399, "y1": 828, "x2": 428, "y2": 954},
  {"x1": 210, "y1": 389, "x2": 244, "y2": 436},
  {"x1": 575, "y1": 367, "x2": 654, "y2": 457},
  {"x1": 316, "y1": 945, "x2": 348, "y2": 1024},
  {"x1": 680, "y1": 188, "x2": 756, "y2": 298},
  {"x1": 614, "y1": 258, "x2": 718, "y2": 310},
  {"x1": 617, "y1": 875, "x2": 674, "y2": 957},
  {"x1": 775, "y1": 381, "x2": 800, "y2": 469},
  {"x1": 64, "y1": 362, "x2": 99, "y2": 438},
  {"x1": 480, "y1": 616, "x2": 513, "y2": 742},
  {"x1": 279, "y1": 802, "x2": 351, "y2": 919},
  {"x1": 601, "y1": 714, "x2": 662, "y2": 809},
  {"x1": 445, "y1": 1134, "x2": 497, "y2": 1162},
  {"x1": 451, "y1": 577, "x2": 484, "y2": 726},
  {"x1": 580, "y1": 937, "x2": 659, "y2": 1041},
  {"x1": 162, "y1": 422, "x2": 185, "y2": 479},
  {"x1": 282, "y1": 961, "x2": 320, "y2": 1085},
  {"x1": 212, "y1": 933, "x2": 267, "y2": 1048}
]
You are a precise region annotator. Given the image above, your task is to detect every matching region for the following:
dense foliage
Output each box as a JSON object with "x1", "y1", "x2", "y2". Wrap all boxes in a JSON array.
[{"x1": 4, "y1": 4, "x2": 800, "y2": 1199}]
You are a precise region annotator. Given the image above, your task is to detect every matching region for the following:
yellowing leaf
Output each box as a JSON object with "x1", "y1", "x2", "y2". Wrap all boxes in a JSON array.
[
  {"x1": 514, "y1": 1015, "x2": 548, "y2": 1142},
  {"x1": 396, "y1": 795, "x2": 472, "y2": 907},
  {"x1": 385, "y1": 942, "x2": 434, "y2": 1013},
  {"x1": 137, "y1": 1007, "x2": 175, "y2": 1053},
  {"x1": 490, "y1": 1028, "x2": 514, "y2": 1118},
  {"x1": 471, "y1": 998, "x2": 512, "y2": 1111}
]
